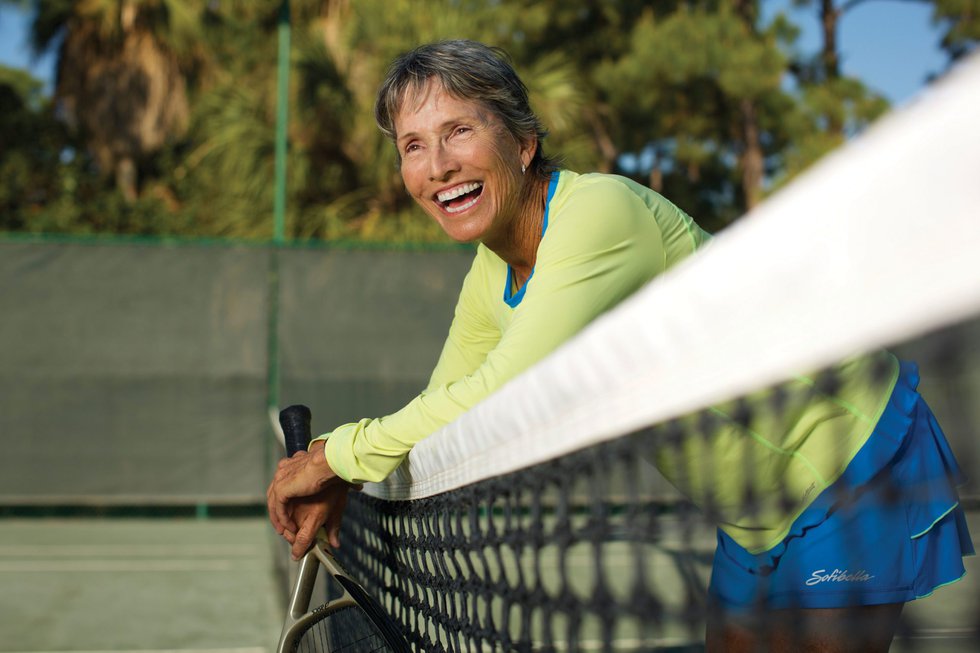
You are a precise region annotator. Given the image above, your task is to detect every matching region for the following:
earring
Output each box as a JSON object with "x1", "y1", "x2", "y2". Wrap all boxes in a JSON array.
[{"x1": 521, "y1": 164, "x2": 526, "y2": 175}]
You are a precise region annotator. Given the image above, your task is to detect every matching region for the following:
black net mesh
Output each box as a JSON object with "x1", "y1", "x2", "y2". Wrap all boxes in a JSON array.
[
  {"x1": 327, "y1": 342, "x2": 980, "y2": 652},
  {"x1": 337, "y1": 443, "x2": 708, "y2": 652}
]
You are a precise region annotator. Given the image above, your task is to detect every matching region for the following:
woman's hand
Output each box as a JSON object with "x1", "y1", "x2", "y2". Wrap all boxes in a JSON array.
[
  {"x1": 281, "y1": 481, "x2": 355, "y2": 559},
  {"x1": 267, "y1": 439, "x2": 338, "y2": 543}
]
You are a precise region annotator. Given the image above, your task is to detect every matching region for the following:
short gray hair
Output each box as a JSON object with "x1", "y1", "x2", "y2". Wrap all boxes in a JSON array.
[{"x1": 374, "y1": 40, "x2": 560, "y2": 177}]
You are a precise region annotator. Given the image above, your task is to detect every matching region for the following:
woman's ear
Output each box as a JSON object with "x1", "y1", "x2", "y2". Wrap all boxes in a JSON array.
[{"x1": 519, "y1": 135, "x2": 539, "y2": 171}]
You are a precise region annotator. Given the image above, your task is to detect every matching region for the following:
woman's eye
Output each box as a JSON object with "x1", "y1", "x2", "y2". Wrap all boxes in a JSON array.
[{"x1": 453, "y1": 126, "x2": 471, "y2": 137}]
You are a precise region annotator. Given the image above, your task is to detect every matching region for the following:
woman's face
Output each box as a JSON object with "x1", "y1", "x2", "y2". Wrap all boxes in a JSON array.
[{"x1": 394, "y1": 79, "x2": 535, "y2": 246}]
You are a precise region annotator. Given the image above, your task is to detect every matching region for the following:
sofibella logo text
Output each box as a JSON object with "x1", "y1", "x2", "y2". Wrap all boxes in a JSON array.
[{"x1": 806, "y1": 569, "x2": 875, "y2": 586}]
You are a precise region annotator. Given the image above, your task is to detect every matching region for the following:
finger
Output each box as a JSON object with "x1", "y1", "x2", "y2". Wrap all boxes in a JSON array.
[
  {"x1": 272, "y1": 498, "x2": 296, "y2": 536},
  {"x1": 323, "y1": 505, "x2": 343, "y2": 549},
  {"x1": 267, "y1": 490, "x2": 282, "y2": 531},
  {"x1": 292, "y1": 522, "x2": 317, "y2": 560},
  {"x1": 326, "y1": 524, "x2": 341, "y2": 549},
  {"x1": 267, "y1": 480, "x2": 297, "y2": 535},
  {"x1": 266, "y1": 494, "x2": 284, "y2": 535}
]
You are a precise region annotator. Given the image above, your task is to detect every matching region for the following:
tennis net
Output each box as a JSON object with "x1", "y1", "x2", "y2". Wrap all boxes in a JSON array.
[{"x1": 304, "y1": 52, "x2": 980, "y2": 652}]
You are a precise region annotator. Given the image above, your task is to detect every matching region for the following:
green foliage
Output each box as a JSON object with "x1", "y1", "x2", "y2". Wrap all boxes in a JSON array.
[
  {"x1": 0, "y1": 0, "x2": 962, "y2": 242},
  {"x1": 933, "y1": 0, "x2": 980, "y2": 59},
  {"x1": 0, "y1": 65, "x2": 73, "y2": 230}
]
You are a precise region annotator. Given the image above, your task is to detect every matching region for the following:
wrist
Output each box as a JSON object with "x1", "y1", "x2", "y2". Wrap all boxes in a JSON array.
[{"x1": 307, "y1": 440, "x2": 337, "y2": 485}]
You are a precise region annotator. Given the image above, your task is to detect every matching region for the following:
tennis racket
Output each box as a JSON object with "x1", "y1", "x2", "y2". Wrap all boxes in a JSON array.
[{"x1": 276, "y1": 405, "x2": 410, "y2": 653}]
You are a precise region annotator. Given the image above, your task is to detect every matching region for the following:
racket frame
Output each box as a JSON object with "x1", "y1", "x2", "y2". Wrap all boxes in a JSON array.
[
  {"x1": 274, "y1": 405, "x2": 410, "y2": 653},
  {"x1": 276, "y1": 527, "x2": 365, "y2": 653}
]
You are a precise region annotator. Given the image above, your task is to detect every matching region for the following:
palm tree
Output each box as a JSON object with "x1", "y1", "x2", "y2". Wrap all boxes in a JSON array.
[{"x1": 30, "y1": 0, "x2": 201, "y2": 201}]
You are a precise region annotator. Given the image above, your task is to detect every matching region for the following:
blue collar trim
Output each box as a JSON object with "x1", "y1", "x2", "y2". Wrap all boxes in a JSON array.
[{"x1": 504, "y1": 171, "x2": 560, "y2": 308}]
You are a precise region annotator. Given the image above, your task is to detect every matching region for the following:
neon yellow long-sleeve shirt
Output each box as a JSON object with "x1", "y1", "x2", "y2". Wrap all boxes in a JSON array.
[
  {"x1": 317, "y1": 169, "x2": 901, "y2": 554},
  {"x1": 319, "y1": 170, "x2": 709, "y2": 482}
]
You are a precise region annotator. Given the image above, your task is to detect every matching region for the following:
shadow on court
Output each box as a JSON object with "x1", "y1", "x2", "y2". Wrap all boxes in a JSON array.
[{"x1": 0, "y1": 513, "x2": 977, "y2": 653}]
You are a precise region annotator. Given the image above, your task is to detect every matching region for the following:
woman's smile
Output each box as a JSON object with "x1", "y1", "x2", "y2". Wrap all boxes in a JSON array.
[{"x1": 435, "y1": 181, "x2": 484, "y2": 214}]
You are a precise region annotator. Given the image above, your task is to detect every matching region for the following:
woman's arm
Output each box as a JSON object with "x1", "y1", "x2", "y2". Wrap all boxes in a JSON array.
[
  {"x1": 322, "y1": 184, "x2": 672, "y2": 483},
  {"x1": 424, "y1": 251, "x2": 501, "y2": 391}
]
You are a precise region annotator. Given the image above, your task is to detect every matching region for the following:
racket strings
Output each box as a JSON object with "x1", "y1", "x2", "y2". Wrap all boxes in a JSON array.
[{"x1": 294, "y1": 605, "x2": 391, "y2": 653}]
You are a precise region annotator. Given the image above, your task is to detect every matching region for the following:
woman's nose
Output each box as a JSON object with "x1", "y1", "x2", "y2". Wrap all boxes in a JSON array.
[{"x1": 428, "y1": 144, "x2": 460, "y2": 181}]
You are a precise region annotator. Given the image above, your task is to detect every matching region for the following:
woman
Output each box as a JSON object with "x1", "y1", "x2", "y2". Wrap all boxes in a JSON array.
[{"x1": 267, "y1": 40, "x2": 971, "y2": 651}]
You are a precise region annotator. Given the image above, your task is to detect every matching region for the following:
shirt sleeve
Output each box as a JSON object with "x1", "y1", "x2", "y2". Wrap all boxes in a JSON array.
[
  {"x1": 320, "y1": 180, "x2": 673, "y2": 483},
  {"x1": 424, "y1": 252, "x2": 501, "y2": 392}
]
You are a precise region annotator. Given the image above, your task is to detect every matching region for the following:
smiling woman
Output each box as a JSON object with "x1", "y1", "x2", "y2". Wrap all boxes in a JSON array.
[
  {"x1": 266, "y1": 37, "x2": 709, "y2": 550},
  {"x1": 264, "y1": 39, "x2": 973, "y2": 653}
]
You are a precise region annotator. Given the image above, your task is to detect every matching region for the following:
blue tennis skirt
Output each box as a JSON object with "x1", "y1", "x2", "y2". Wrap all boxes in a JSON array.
[{"x1": 709, "y1": 362, "x2": 975, "y2": 611}]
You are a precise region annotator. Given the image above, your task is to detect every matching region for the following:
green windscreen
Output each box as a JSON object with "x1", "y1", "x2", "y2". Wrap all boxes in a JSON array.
[{"x1": 0, "y1": 238, "x2": 471, "y2": 508}]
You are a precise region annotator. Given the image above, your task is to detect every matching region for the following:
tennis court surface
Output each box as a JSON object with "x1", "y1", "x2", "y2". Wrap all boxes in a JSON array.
[{"x1": 0, "y1": 518, "x2": 282, "y2": 653}]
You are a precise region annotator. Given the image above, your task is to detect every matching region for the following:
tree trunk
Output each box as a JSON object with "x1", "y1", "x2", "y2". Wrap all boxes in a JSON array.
[
  {"x1": 116, "y1": 157, "x2": 138, "y2": 203},
  {"x1": 649, "y1": 164, "x2": 663, "y2": 193},
  {"x1": 739, "y1": 98, "x2": 764, "y2": 210},
  {"x1": 733, "y1": 0, "x2": 765, "y2": 210},
  {"x1": 584, "y1": 106, "x2": 619, "y2": 173},
  {"x1": 820, "y1": 0, "x2": 841, "y2": 80},
  {"x1": 820, "y1": 0, "x2": 845, "y2": 136}
]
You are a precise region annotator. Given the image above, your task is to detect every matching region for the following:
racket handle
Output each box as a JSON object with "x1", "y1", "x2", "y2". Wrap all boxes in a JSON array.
[{"x1": 279, "y1": 404, "x2": 313, "y2": 457}]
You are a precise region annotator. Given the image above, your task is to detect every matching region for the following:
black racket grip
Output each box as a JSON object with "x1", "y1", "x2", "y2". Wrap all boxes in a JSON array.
[{"x1": 279, "y1": 404, "x2": 312, "y2": 458}]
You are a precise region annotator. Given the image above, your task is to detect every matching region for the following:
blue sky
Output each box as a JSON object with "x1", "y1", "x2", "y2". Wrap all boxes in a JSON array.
[
  {"x1": 0, "y1": 1, "x2": 949, "y2": 106},
  {"x1": 761, "y1": 0, "x2": 948, "y2": 106}
]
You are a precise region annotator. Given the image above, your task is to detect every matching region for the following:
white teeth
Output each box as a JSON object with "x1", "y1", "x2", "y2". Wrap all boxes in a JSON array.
[
  {"x1": 445, "y1": 196, "x2": 479, "y2": 214},
  {"x1": 437, "y1": 182, "x2": 482, "y2": 202}
]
